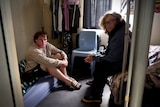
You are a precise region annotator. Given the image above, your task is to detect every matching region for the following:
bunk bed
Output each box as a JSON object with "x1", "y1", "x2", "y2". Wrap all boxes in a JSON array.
[{"x1": 109, "y1": 45, "x2": 160, "y2": 107}]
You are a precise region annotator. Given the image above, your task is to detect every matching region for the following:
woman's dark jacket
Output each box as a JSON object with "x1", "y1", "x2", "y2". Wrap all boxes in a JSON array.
[{"x1": 95, "y1": 20, "x2": 132, "y2": 71}]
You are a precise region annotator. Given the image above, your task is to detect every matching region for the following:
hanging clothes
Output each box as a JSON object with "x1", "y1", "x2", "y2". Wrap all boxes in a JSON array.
[
  {"x1": 50, "y1": 0, "x2": 81, "y2": 38},
  {"x1": 68, "y1": 4, "x2": 80, "y2": 33},
  {"x1": 58, "y1": 0, "x2": 63, "y2": 32},
  {"x1": 62, "y1": 0, "x2": 80, "y2": 33},
  {"x1": 62, "y1": 0, "x2": 70, "y2": 31},
  {"x1": 49, "y1": 0, "x2": 55, "y2": 38},
  {"x1": 50, "y1": 0, "x2": 63, "y2": 39},
  {"x1": 63, "y1": 32, "x2": 72, "y2": 56},
  {"x1": 68, "y1": 0, "x2": 80, "y2": 5},
  {"x1": 54, "y1": 0, "x2": 63, "y2": 38}
]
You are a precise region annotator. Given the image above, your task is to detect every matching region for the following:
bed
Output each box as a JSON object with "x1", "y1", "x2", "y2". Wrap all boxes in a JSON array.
[
  {"x1": 109, "y1": 45, "x2": 160, "y2": 107},
  {"x1": 19, "y1": 60, "x2": 59, "y2": 107}
]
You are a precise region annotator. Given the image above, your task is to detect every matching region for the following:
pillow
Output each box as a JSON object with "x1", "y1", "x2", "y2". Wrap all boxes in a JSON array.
[{"x1": 19, "y1": 59, "x2": 39, "y2": 95}]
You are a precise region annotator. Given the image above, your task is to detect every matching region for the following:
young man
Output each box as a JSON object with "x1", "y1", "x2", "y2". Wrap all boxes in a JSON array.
[{"x1": 25, "y1": 31, "x2": 81, "y2": 90}]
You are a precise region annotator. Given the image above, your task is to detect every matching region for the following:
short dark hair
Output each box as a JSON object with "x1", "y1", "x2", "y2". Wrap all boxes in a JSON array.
[{"x1": 33, "y1": 31, "x2": 48, "y2": 43}]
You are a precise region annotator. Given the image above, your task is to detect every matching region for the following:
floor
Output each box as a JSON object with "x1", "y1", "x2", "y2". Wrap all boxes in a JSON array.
[
  {"x1": 37, "y1": 58, "x2": 111, "y2": 107},
  {"x1": 36, "y1": 78, "x2": 111, "y2": 107}
]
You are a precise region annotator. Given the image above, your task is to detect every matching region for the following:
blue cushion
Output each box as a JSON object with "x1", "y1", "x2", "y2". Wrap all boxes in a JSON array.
[{"x1": 23, "y1": 76, "x2": 58, "y2": 107}]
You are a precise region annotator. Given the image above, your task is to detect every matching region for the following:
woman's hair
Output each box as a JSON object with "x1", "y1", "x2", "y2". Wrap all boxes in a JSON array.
[
  {"x1": 33, "y1": 31, "x2": 48, "y2": 43},
  {"x1": 98, "y1": 11, "x2": 123, "y2": 33}
]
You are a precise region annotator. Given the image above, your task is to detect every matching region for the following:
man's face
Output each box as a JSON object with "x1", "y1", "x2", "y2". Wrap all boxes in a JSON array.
[{"x1": 35, "y1": 35, "x2": 47, "y2": 48}]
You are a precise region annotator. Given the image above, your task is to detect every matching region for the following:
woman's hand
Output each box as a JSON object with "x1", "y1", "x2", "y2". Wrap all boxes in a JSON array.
[{"x1": 84, "y1": 54, "x2": 95, "y2": 63}]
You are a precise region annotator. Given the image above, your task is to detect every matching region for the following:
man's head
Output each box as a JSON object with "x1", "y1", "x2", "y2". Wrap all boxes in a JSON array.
[{"x1": 34, "y1": 31, "x2": 48, "y2": 48}]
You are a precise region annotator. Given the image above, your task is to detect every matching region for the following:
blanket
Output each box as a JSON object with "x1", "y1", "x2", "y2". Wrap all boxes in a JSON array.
[{"x1": 110, "y1": 45, "x2": 160, "y2": 105}]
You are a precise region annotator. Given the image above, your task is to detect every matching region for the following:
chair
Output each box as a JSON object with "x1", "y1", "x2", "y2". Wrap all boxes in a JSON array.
[{"x1": 71, "y1": 30, "x2": 98, "y2": 76}]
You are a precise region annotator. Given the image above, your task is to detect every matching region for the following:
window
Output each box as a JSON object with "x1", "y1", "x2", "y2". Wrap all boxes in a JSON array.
[{"x1": 83, "y1": 0, "x2": 112, "y2": 29}]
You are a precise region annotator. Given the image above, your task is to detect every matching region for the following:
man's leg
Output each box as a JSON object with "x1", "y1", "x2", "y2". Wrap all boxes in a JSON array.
[
  {"x1": 42, "y1": 66, "x2": 81, "y2": 90},
  {"x1": 52, "y1": 53, "x2": 69, "y2": 77},
  {"x1": 58, "y1": 66, "x2": 69, "y2": 77},
  {"x1": 47, "y1": 67, "x2": 71, "y2": 85}
]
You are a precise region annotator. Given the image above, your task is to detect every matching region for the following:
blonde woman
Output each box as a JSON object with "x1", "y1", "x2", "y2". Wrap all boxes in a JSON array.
[{"x1": 82, "y1": 11, "x2": 131, "y2": 103}]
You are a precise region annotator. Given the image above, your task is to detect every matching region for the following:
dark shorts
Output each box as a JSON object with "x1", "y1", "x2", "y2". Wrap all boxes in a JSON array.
[
  {"x1": 32, "y1": 64, "x2": 49, "y2": 77},
  {"x1": 23, "y1": 65, "x2": 49, "y2": 82}
]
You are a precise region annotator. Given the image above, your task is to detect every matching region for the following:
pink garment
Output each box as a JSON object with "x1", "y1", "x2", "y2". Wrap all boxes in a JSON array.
[
  {"x1": 155, "y1": 7, "x2": 160, "y2": 13},
  {"x1": 62, "y1": 0, "x2": 70, "y2": 31},
  {"x1": 68, "y1": 0, "x2": 80, "y2": 5}
]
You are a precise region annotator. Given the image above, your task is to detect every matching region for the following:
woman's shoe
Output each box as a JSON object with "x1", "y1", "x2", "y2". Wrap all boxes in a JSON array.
[
  {"x1": 86, "y1": 80, "x2": 93, "y2": 86},
  {"x1": 81, "y1": 95, "x2": 102, "y2": 103}
]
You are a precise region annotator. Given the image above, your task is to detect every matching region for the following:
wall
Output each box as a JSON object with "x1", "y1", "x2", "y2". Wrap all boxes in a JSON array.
[
  {"x1": 0, "y1": 0, "x2": 24, "y2": 106},
  {"x1": 10, "y1": 0, "x2": 59, "y2": 62},
  {"x1": 10, "y1": 0, "x2": 84, "y2": 61}
]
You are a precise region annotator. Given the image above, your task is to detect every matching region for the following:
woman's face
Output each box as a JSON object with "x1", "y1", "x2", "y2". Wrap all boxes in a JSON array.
[
  {"x1": 35, "y1": 35, "x2": 47, "y2": 48},
  {"x1": 104, "y1": 15, "x2": 117, "y2": 33}
]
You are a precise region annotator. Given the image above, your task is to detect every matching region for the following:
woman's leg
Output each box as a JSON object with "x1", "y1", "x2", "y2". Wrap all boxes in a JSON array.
[
  {"x1": 82, "y1": 61, "x2": 123, "y2": 103},
  {"x1": 91, "y1": 61, "x2": 111, "y2": 98},
  {"x1": 81, "y1": 61, "x2": 109, "y2": 103}
]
